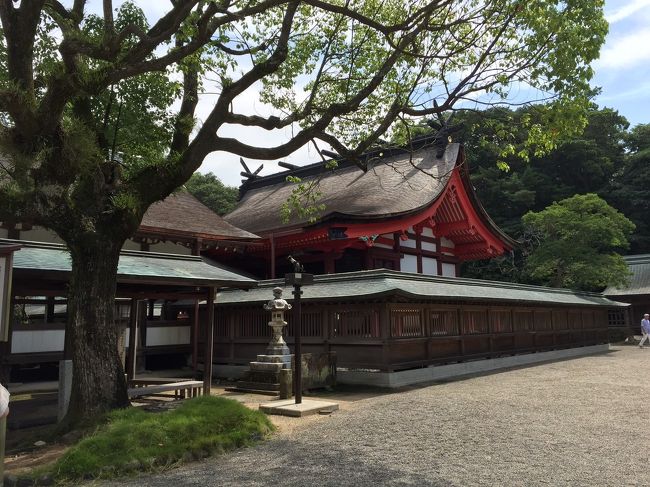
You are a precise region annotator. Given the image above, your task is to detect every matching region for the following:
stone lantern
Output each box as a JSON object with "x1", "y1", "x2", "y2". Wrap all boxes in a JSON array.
[
  {"x1": 263, "y1": 287, "x2": 292, "y2": 357},
  {"x1": 228, "y1": 286, "x2": 293, "y2": 396}
]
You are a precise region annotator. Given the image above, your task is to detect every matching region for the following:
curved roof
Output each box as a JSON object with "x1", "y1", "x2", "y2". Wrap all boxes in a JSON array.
[
  {"x1": 141, "y1": 191, "x2": 258, "y2": 241},
  {"x1": 225, "y1": 142, "x2": 460, "y2": 234},
  {"x1": 5, "y1": 239, "x2": 256, "y2": 288},
  {"x1": 604, "y1": 254, "x2": 650, "y2": 297},
  {"x1": 216, "y1": 269, "x2": 627, "y2": 308}
]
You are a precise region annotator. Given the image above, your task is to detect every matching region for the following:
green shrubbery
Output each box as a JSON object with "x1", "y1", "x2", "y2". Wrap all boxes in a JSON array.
[{"x1": 47, "y1": 396, "x2": 274, "y2": 482}]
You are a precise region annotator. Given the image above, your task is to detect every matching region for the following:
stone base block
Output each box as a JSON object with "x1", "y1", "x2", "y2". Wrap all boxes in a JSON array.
[{"x1": 259, "y1": 399, "x2": 339, "y2": 417}]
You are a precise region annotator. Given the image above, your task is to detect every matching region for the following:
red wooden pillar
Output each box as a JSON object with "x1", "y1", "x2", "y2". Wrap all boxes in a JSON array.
[
  {"x1": 203, "y1": 287, "x2": 216, "y2": 396},
  {"x1": 415, "y1": 228, "x2": 423, "y2": 274}
]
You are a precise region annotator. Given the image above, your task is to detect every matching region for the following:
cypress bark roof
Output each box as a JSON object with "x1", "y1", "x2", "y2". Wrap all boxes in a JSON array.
[
  {"x1": 140, "y1": 191, "x2": 258, "y2": 241},
  {"x1": 225, "y1": 142, "x2": 461, "y2": 234}
]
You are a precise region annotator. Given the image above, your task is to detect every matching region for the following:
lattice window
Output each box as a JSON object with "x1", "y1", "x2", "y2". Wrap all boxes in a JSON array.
[
  {"x1": 552, "y1": 310, "x2": 568, "y2": 330},
  {"x1": 286, "y1": 311, "x2": 323, "y2": 337},
  {"x1": 581, "y1": 310, "x2": 594, "y2": 329},
  {"x1": 430, "y1": 310, "x2": 458, "y2": 336},
  {"x1": 489, "y1": 310, "x2": 512, "y2": 333},
  {"x1": 234, "y1": 309, "x2": 271, "y2": 337},
  {"x1": 461, "y1": 310, "x2": 488, "y2": 335},
  {"x1": 215, "y1": 314, "x2": 229, "y2": 337},
  {"x1": 391, "y1": 309, "x2": 423, "y2": 337},
  {"x1": 513, "y1": 311, "x2": 534, "y2": 332},
  {"x1": 568, "y1": 310, "x2": 582, "y2": 329},
  {"x1": 333, "y1": 309, "x2": 380, "y2": 338},
  {"x1": 534, "y1": 310, "x2": 553, "y2": 331},
  {"x1": 608, "y1": 309, "x2": 627, "y2": 328}
]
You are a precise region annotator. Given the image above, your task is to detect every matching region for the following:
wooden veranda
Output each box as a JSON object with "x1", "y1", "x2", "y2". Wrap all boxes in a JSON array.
[
  {"x1": 0, "y1": 239, "x2": 257, "y2": 393},
  {"x1": 206, "y1": 270, "x2": 628, "y2": 373}
]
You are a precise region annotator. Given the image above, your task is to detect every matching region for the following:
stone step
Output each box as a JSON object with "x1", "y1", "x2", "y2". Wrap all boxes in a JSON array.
[
  {"x1": 257, "y1": 354, "x2": 292, "y2": 363},
  {"x1": 235, "y1": 381, "x2": 281, "y2": 391},
  {"x1": 249, "y1": 361, "x2": 284, "y2": 372},
  {"x1": 243, "y1": 371, "x2": 284, "y2": 384},
  {"x1": 224, "y1": 386, "x2": 280, "y2": 397}
]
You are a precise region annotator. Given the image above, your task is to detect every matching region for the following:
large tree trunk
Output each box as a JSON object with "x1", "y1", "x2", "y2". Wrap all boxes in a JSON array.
[{"x1": 62, "y1": 238, "x2": 129, "y2": 427}]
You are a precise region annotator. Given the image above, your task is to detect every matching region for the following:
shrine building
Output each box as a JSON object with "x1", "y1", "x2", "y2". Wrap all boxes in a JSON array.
[{"x1": 220, "y1": 140, "x2": 517, "y2": 279}]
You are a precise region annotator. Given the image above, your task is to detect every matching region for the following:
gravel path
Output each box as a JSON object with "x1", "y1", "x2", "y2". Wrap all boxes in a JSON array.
[{"x1": 103, "y1": 347, "x2": 650, "y2": 487}]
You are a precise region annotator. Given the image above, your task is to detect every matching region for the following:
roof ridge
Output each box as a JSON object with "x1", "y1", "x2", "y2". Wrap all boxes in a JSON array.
[
  {"x1": 244, "y1": 268, "x2": 609, "y2": 298},
  {"x1": 0, "y1": 238, "x2": 205, "y2": 262},
  {"x1": 239, "y1": 138, "x2": 455, "y2": 191}
]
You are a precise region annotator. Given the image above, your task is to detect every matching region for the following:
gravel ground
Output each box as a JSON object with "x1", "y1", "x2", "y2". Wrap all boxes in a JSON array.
[{"x1": 101, "y1": 346, "x2": 650, "y2": 487}]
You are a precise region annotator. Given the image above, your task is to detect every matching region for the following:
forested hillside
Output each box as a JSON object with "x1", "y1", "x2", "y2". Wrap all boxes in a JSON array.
[{"x1": 458, "y1": 106, "x2": 647, "y2": 289}]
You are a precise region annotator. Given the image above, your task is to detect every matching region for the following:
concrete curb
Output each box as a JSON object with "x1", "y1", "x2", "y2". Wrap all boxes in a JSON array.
[{"x1": 338, "y1": 344, "x2": 610, "y2": 388}]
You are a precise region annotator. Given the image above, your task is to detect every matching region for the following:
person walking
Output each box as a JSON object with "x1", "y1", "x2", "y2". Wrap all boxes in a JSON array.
[{"x1": 640, "y1": 314, "x2": 650, "y2": 348}]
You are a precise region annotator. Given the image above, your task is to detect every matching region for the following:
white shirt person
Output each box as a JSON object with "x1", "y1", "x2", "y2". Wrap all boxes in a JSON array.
[{"x1": 639, "y1": 314, "x2": 650, "y2": 348}]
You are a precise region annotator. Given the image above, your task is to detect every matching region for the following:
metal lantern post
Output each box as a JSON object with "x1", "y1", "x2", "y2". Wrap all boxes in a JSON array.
[{"x1": 285, "y1": 257, "x2": 313, "y2": 405}]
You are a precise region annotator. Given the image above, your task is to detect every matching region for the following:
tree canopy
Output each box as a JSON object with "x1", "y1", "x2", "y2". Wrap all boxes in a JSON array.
[
  {"x1": 521, "y1": 194, "x2": 634, "y2": 292},
  {"x1": 0, "y1": 0, "x2": 609, "y2": 424},
  {"x1": 607, "y1": 123, "x2": 650, "y2": 254},
  {"x1": 185, "y1": 172, "x2": 239, "y2": 216}
]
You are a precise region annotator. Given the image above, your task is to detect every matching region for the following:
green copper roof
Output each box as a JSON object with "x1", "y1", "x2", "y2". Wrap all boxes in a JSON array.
[
  {"x1": 604, "y1": 254, "x2": 650, "y2": 297},
  {"x1": 217, "y1": 269, "x2": 627, "y2": 307},
  {"x1": 3, "y1": 239, "x2": 256, "y2": 288}
]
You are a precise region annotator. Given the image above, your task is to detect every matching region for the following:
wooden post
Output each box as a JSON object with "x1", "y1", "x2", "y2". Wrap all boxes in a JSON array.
[
  {"x1": 0, "y1": 413, "x2": 6, "y2": 486},
  {"x1": 203, "y1": 287, "x2": 215, "y2": 396},
  {"x1": 192, "y1": 299, "x2": 200, "y2": 372},
  {"x1": 285, "y1": 269, "x2": 313, "y2": 405},
  {"x1": 126, "y1": 299, "x2": 138, "y2": 383},
  {"x1": 292, "y1": 283, "x2": 303, "y2": 404},
  {"x1": 45, "y1": 297, "x2": 55, "y2": 323},
  {"x1": 270, "y1": 233, "x2": 276, "y2": 279}
]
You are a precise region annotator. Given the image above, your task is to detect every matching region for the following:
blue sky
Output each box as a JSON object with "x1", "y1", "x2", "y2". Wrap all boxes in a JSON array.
[{"x1": 594, "y1": 0, "x2": 650, "y2": 128}]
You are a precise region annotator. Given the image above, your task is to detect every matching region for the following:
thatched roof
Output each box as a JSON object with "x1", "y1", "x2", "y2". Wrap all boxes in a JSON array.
[
  {"x1": 140, "y1": 191, "x2": 258, "y2": 241},
  {"x1": 226, "y1": 142, "x2": 461, "y2": 234}
]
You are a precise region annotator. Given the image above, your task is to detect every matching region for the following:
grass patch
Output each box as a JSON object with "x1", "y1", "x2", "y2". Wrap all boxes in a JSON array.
[{"x1": 45, "y1": 396, "x2": 274, "y2": 482}]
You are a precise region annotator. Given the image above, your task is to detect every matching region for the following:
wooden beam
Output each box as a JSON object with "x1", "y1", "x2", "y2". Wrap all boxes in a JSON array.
[
  {"x1": 126, "y1": 299, "x2": 138, "y2": 382},
  {"x1": 192, "y1": 299, "x2": 199, "y2": 372},
  {"x1": 278, "y1": 161, "x2": 299, "y2": 170},
  {"x1": 203, "y1": 287, "x2": 215, "y2": 396},
  {"x1": 436, "y1": 221, "x2": 471, "y2": 235}
]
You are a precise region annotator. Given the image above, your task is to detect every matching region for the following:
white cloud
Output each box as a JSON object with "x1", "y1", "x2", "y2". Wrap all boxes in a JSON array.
[
  {"x1": 191, "y1": 80, "x2": 321, "y2": 186},
  {"x1": 596, "y1": 27, "x2": 650, "y2": 69},
  {"x1": 606, "y1": 0, "x2": 650, "y2": 23},
  {"x1": 595, "y1": 79, "x2": 650, "y2": 102}
]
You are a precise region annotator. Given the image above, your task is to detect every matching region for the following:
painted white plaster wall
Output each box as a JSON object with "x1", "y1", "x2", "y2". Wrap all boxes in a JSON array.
[
  {"x1": 422, "y1": 241, "x2": 437, "y2": 252},
  {"x1": 146, "y1": 326, "x2": 191, "y2": 346},
  {"x1": 401, "y1": 254, "x2": 418, "y2": 273},
  {"x1": 440, "y1": 237, "x2": 455, "y2": 248},
  {"x1": 400, "y1": 238, "x2": 416, "y2": 249},
  {"x1": 422, "y1": 257, "x2": 437, "y2": 276},
  {"x1": 442, "y1": 262, "x2": 456, "y2": 277},
  {"x1": 11, "y1": 330, "x2": 65, "y2": 353}
]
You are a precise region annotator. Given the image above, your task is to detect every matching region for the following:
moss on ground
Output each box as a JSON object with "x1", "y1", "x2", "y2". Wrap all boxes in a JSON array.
[{"x1": 41, "y1": 396, "x2": 274, "y2": 483}]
